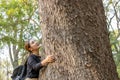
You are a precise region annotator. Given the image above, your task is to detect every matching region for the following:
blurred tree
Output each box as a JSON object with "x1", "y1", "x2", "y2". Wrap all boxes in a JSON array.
[
  {"x1": 0, "y1": 58, "x2": 11, "y2": 80},
  {"x1": 0, "y1": 0, "x2": 41, "y2": 69}
]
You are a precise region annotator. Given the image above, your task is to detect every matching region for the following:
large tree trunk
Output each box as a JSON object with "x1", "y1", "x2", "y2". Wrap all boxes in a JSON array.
[{"x1": 39, "y1": 0, "x2": 119, "y2": 80}]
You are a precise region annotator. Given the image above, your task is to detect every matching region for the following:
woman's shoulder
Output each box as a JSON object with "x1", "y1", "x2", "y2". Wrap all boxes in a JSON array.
[
  {"x1": 27, "y1": 54, "x2": 41, "y2": 64},
  {"x1": 28, "y1": 54, "x2": 41, "y2": 60},
  {"x1": 28, "y1": 54, "x2": 34, "y2": 59},
  {"x1": 27, "y1": 54, "x2": 33, "y2": 61}
]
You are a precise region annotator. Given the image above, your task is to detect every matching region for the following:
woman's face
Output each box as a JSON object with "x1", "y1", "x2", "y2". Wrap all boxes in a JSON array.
[{"x1": 29, "y1": 39, "x2": 40, "y2": 51}]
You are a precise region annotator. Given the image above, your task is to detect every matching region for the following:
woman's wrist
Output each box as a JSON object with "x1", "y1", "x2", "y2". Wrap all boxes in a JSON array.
[{"x1": 41, "y1": 59, "x2": 48, "y2": 66}]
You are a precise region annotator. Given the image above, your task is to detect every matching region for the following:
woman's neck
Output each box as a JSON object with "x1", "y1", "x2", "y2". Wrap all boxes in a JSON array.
[{"x1": 32, "y1": 50, "x2": 39, "y2": 56}]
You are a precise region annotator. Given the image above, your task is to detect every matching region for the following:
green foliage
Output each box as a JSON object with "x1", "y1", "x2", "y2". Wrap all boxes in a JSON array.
[
  {"x1": 0, "y1": 0, "x2": 40, "y2": 48},
  {"x1": 110, "y1": 30, "x2": 120, "y2": 69},
  {"x1": 117, "y1": 65, "x2": 120, "y2": 77}
]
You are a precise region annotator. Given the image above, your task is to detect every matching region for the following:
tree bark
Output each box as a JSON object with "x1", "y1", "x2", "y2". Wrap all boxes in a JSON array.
[{"x1": 39, "y1": 0, "x2": 119, "y2": 80}]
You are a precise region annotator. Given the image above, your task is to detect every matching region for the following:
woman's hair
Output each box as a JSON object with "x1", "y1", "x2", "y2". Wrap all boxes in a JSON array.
[{"x1": 24, "y1": 40, "x2": 32, "y2": 53}]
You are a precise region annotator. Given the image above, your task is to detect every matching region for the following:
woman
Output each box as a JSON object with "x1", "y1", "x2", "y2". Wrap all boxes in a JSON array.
[{"x1": 24, "y1": 39, "x2": 55, "y2": 80}]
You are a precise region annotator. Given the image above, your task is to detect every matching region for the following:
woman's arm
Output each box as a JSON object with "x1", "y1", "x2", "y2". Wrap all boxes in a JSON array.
[
  {"x1": 28, "y1": 55, "x2": 55, "y2": 71},
  {"x1": 28, "y1": 56, "x2": 43, "y2": 71},
  {"x1": 41, "y1": 55, "x2": 55, "y2": 66}
]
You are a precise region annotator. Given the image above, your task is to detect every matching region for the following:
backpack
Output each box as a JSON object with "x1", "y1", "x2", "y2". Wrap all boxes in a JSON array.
[{"x1": 11, "y1": 60, "x2": 27, "y2": 80}]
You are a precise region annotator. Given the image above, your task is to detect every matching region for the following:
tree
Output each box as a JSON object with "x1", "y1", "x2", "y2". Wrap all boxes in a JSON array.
[{"x1": 39, "y1": 0, "x2": 119, "y2": 80}]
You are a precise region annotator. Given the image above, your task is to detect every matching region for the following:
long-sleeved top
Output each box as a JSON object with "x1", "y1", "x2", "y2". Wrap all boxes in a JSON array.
[{"x1": 26, "y1": 54, "x2": 43, "y2": 78}]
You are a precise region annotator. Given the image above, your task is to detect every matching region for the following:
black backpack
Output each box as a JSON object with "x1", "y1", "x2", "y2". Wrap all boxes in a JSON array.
[{"x1": 11, "y1": 60, "x2": 27, "y2": 80}]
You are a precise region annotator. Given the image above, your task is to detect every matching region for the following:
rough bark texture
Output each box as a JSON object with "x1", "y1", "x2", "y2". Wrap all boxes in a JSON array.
[{"x1": 39, "y1": 0, "x2": 119, "y2": 80}]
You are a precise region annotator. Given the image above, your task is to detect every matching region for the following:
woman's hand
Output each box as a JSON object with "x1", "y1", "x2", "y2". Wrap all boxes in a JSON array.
[
  {"x1": 41, "y1": 55, "x2": 55, "y2": 66},
  {"x1": 45, "y1": 55, "x2": 55, "y2": 63}
]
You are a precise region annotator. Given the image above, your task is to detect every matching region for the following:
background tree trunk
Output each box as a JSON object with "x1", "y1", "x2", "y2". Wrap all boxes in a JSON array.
[
  {"x1": 8, "y1": 44, "x2": 19, "y2": 69},
  {"x1": 39, "y1": 0, "x2": 119, "y2": 80}
]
